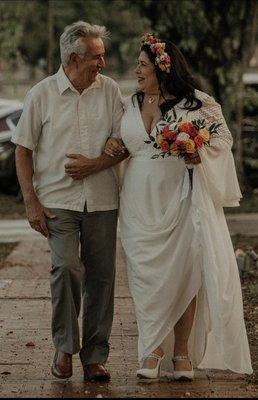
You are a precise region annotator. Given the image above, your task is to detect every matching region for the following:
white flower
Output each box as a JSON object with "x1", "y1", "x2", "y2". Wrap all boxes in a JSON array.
[
  {"x1": 177, "y1": 132, "x2": 190, "y2": 141},
  {"x1": 168, "y1": 123, "x2": 177, "y2": 131}
]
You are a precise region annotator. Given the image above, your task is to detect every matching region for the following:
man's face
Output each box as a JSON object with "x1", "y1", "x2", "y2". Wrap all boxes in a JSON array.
[{"x1": 76, "y1": 37, "x2": 106, "y2": 84}]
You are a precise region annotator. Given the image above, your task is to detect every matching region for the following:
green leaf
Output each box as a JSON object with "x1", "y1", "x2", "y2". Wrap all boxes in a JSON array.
[
  {"x1": 149, "y1": 135, "x2": 155, "y2": 142},
  {"x1": 144, "y1": 140, "x2": 151, "y2": 144}
]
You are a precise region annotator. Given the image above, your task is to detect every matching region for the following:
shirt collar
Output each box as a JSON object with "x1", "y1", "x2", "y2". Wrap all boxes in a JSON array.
[{"x1": 56, "y1": 65, "x2": 102, "y2": 95}]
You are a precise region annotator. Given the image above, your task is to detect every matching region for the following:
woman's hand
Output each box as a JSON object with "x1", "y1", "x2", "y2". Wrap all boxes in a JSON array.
[
  {"x1": 184, "y1": 151, "x2": 201, "y2": 165},
  {"x1": 104, "y1": 138, "x2": 126, "y2": 157}
]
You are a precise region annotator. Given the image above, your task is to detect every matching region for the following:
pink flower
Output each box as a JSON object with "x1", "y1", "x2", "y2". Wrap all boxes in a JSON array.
[
  {"x1": 150, "y1": 45, "x2": 156, "y2": 53},
  {"x1": 160, "y1": 140, "x2": 170, "y2": 153}
]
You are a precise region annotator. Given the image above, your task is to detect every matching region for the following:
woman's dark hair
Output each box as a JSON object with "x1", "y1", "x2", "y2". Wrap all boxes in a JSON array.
[{"x1": 133, "y1": 40, "x2": 202, "y2": 115}]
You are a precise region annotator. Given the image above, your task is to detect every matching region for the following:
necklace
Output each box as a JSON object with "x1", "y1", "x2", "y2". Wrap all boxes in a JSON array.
[
  {"x1": 146, "y1": 93, "x2": 159, "y2": 104},
  {"x1": 148, "y1": 96, "x2": 156, "y2": 104}
]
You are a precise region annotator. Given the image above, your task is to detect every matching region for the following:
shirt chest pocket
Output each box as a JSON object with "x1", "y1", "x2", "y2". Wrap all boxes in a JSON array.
[{"x1": 86, "y1": 110, "x2": 112, "y2": 137}]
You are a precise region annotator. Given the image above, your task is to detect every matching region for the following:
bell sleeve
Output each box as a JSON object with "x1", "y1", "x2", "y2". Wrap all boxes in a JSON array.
[{"x1": 194, "y1": 97, "x2": 242, "y2": 207}]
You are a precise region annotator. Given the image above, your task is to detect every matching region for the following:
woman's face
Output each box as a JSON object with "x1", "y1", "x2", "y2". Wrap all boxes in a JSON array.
[{"x1": 135, "y1": 51, "x2": 159, "y2": 93}]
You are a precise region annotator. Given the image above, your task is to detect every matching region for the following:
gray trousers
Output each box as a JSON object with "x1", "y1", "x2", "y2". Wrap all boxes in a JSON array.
[{"x1": 46, "y1": 207, "x2": 118, "y2": 365}]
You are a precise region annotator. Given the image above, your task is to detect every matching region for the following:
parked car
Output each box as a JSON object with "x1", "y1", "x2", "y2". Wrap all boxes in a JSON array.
[{"x1": 0, "y1": 99, "x2": 23, "y2": 194}]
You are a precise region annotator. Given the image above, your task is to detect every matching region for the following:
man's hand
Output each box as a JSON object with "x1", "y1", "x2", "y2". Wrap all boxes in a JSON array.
[
  {"x1": 25, "y1": 196, "x2": 56, "y2": 238},
  {"x1": 184, "y1": 151, "x2": 201, "y2": 165},
  {"x1": 65, "y1": 154, "x2": 97, "y2": 180}
]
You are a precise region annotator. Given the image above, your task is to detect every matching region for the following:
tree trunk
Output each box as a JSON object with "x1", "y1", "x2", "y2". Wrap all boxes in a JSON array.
[
  {"x1": 234, "y1": 1, "x2": 258, "y2": 190},
  {"x1": 234, "y1": 80, "x2": 245, "y2": 189},
  {"x1": 47, "y1": 0, "x2": 55, "y2": 76}
]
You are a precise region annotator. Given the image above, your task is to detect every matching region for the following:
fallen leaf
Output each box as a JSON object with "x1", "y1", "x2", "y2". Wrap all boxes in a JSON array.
[
  {"x1": 246, "y1": 384, "x2": 258, "y2": 392},
  {"x1": 25, "y1": 342, "x2": 35, "y2": 347}
]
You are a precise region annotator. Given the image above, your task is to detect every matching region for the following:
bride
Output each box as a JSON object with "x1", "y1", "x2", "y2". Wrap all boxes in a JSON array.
[{"x1": 105, "y1": 33, "x2": 253, "y2": 380}]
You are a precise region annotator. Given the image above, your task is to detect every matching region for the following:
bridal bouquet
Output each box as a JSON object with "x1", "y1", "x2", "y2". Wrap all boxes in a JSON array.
[{"x1": 144, "y1": 114, "x2": 221, "y2": 159}]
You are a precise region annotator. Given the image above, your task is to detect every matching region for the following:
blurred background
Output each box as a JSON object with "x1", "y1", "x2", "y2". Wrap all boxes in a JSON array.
[{"x1": 0, "y1": 0, "x2": 258, "y2": 210}]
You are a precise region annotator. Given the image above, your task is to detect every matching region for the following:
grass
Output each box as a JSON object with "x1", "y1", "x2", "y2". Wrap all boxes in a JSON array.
[
  {"x1": 231, "y1": 234, "x2": 258, "y2": 253},
  {"x1": 0, "y1": 194, "x2": 26, "y2": 220},
  {"x1": 0, "y1": 242, "x2": 18, "y2": 269}
]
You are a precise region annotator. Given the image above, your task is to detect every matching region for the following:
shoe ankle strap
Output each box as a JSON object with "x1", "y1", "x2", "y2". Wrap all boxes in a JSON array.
[
  {"x1": 144, "y1": 352, "x2": 163, "y2": 361},
  {"x1": 173, "y1": 355, "x2": 190, "y2": 361}
]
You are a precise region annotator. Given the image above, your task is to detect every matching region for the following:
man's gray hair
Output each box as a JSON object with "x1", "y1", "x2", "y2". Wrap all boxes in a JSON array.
[{"x1": 60, "y1": 21, "x2": 108, "y2": 67}]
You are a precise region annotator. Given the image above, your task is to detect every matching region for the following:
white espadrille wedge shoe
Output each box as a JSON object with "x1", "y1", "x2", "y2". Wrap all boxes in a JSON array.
[
  {"x1": 172, "y1": 355, "x2": 194, "y2": 381},
  {"x1": 136, "y1": 353, "x2": 165, "y2": 379}
]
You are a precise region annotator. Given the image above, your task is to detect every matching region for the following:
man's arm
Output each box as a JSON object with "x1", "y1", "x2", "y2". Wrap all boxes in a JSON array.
[
  {"x1": 64, "y1": 151, "x2": 129, "y2": 180},
  {"x1": 15, "y1": 145, "x2": 56, "y2": 237}
]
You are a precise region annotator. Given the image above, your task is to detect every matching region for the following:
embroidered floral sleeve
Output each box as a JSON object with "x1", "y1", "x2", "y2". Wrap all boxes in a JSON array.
[{"x1": 197, "y1": 91, "x2": 233, "y2": 148}]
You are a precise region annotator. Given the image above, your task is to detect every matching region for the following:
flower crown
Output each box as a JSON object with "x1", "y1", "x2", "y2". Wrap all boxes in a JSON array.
[{"x1": 141, "y1": 33, "x2": 171, "y2": 73}]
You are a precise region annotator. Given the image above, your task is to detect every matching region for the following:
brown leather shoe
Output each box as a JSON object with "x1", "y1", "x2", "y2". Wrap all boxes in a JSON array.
[
  {"x1": 83, "y1": 363, "x2": 111, "y2": 382},
  {"x1": 51, "y1": 350, "x2": 73, "y2": 379}
]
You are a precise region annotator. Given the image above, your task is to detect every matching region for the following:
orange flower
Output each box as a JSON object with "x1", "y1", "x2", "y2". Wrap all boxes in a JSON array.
[
  {"x1": 163, "y1": 129, "x2": 177, "y2": 141},
  {"x1": 159, "y1": 63, "x2": 167, "y2": 72},
  {"x1": 170, "y1": 142, "x2": 180, "y2": 156},
  {"x1": 156, "y1": 133, "x2": 164, "y2": 145},
  {"x1": 179, "y1": 122, "x2": 193, "y2": 134},
  {"x1": 184, "y1": 139, "x2": 196, "y2": 153},
  {"x1": 199, "y1": 128, "x2": 210, "y2": 142},
  {"x1": 194, "y1": 134, "x2": 204, "y2": 148}
]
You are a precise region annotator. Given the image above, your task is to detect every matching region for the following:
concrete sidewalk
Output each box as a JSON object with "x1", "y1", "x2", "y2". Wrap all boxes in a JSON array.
[
  {"x1": 0, "y1": 237, "x2": 257, "y2": 398},
  {"x1": 1, "y1": 213, "x2": 258, "y2": 243}
]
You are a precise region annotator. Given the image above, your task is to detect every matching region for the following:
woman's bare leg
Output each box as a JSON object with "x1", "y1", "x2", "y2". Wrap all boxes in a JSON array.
[
  {"x1": 173, "y1": 296, "x2": 196, "y2": 371},
  {"x1": 141, "y1": 346, "x2": 164, "y2": 368}
]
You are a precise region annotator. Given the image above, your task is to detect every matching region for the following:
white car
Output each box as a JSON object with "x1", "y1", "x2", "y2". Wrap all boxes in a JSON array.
[{"x1": 0, "y1": 99, "x2": 23, "y2": 194}]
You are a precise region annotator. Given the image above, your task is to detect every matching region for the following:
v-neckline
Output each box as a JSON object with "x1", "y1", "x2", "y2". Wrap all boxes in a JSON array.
[
  {"x1": 136, "y1": 97, "x2": 183, "y2": 138},
  {"x1": 136, "y1": 100, "x2": 162, "y2": 138}
]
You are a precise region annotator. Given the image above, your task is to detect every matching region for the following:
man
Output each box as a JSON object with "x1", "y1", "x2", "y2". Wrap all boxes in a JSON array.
[{"x1": 12, "y1": 21, "x2": 127, "y2": 382}]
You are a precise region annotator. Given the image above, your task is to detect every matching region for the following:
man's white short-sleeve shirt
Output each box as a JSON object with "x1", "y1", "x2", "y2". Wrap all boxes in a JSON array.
[{"x1": 12, "y1": 66, "x2": 124, "y2": 212}]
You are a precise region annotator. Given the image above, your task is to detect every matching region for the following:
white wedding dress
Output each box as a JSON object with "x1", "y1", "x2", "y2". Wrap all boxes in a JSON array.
[{"x1": 116, "y1": 90, "x2": 253, "y2": 374}]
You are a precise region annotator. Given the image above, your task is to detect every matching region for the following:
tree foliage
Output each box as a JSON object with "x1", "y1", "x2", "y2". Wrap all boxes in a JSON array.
[
  {"x1": 0, "y1": 0, "x2": 257, "y2": 187},
  {"x1": 0, "y1": 0, "x2": 149, "y2": 74}
]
